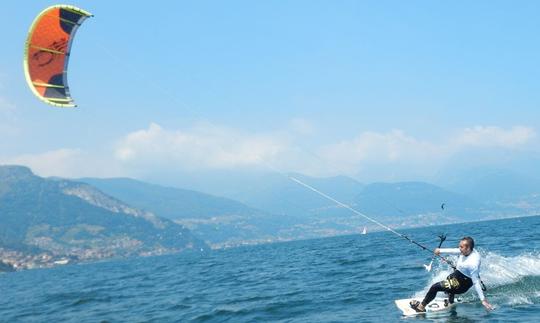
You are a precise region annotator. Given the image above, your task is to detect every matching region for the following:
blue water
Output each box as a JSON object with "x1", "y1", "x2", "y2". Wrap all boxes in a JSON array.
[{"x1": 2, "y1": 216, "x2": 540, "y2": 322}]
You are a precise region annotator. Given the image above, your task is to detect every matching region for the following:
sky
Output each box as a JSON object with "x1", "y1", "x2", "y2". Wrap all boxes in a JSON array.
[{"x1": 1, "y1": 1, "x2": 540, "y2": 184}]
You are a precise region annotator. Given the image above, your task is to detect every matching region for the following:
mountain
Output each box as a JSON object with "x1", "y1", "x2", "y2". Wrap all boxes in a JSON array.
[
  {"x1": 77, "y1": 174, "x2": 382, "y2": 246},
  {"x1": 177, "y1": 170, "x2": 535, "y2": 221},
  {"x1": 220, "y1": 176, "x2": 493, "y2": 232},
  {"x1": 433, "y1": 148, "x2": 540, "y2": 214},
  {"x1": 80, "y1": 174, "x2": 495, "y2": 244},
  {"x1": 76, "y1": 170, "x2": 540, "y2": 251},
  {"x1": 78, "y1": 177, "x2": 266, "y2": 220},
  {"x1": 351, "y1": 181, "x2": 491, "y2": 228},
  {"x1": 437, "y1": 167, "x2": 540, "y2": 216},
  {"x1": 0, "y1": 166, "x2": 207, "y2": 271},
  {"x1": 443, "y1": 168, "x2": 540, "y2": 200},
  {"x1": 4, "y1": 163, "x2": 537, "y2": 272},
  {"x1": 78, "y1": 177, "x2": 304, "y2": 248},
  {"x1": 139, "y1": 170, "x2": 364, "y2": 215},
  {"x1": 161, "y1": 172, "x2": 482, "y2": 220},
  {"x1": 169, "y1": 172, "x2": 366, "y2": 218},
  {"x1": 79, "y1": 174, "x2": 371, "y2": 247}
]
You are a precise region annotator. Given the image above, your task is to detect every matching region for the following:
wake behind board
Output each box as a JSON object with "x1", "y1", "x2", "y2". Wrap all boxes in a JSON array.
[{"x1": 395, "y1": 298, "x2": 455, "y2": 316}]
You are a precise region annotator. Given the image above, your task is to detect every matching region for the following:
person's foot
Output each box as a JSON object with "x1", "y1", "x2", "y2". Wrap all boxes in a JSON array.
[{"x1": 409, "y1": 300, "x2": 426, "y2": 313}]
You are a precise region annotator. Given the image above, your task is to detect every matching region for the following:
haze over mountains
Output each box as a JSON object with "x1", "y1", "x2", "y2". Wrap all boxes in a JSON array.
[
  {"x1": 2, "y1": 163, "x2": 540, "y2": 271},
  {"x1": 81, "y1": 167, "x2": 540, "y2": 246}
]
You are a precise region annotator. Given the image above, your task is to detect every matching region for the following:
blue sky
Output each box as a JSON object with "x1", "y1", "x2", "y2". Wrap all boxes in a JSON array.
[{"x1": 1, "y1": 1, "x2": 540, "y2": 183}]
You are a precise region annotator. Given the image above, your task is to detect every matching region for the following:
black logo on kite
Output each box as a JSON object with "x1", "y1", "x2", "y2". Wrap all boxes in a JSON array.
[{"x1": 32, "y1": 38, "x2": 68, "y2": 67}]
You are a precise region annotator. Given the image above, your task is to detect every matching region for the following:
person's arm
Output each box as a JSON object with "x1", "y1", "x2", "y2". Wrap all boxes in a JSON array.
[
  {"x1": 471, "y1": 275, "x2": 485, "y2": 301},
  {"x1": 471, "y1": 274, "x2": 493, "y2": 310},
  {"x1": 434, "y1": 248, "x2": 460, "y2": 255},
  {"x1": 470, "y1": 260, "x2": 494, "y2": 310}
]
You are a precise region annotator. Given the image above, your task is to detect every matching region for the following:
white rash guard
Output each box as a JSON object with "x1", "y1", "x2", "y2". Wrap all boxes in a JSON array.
[{"x1": 438, "y1": 248, "x2": 485, "y2": 301}]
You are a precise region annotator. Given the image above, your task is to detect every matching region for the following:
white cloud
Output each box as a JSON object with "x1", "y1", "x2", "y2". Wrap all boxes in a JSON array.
[
  {"x1": 321, "y1": 130, "x2": 441, "y2": 162},
  {"x1": 114, "y1": 122, "x2": 289, "y2": 170},
  {"x1": 453, "y1": 126, "x2": 536, "y2": 148},
  {"x1": 2, "y1": 149, "x2": 82, "y2": 177},
  {"x1": 112, "y1": 124, "x2": 535, "y2": 178},
  {"x1": 315, "y1": 130, "x2": 442, "y2": 177},
  {"x1": 2, "y1": 123, "x2": 536, "y2": 181},
  {"x1": 110, "y1": 124, "x2": 540, "y2": 178},
  {"x1": 315, "y1": 126, "x2": 537, "y2": 178},
  {"x1": 1, "y1": 148, "x2": 124, "y2": 179},
  {"x1": 0, "y1": 122, "x2": 298, "y2": 179}
]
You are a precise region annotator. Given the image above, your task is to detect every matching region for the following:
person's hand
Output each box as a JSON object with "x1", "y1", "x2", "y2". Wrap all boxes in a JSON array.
[
  {"x1": 434, "y1": 248, "x2": 441, "y2": 255},
  {"x1": 482, "y1": 299, "x2": 494, "y2": 310}
]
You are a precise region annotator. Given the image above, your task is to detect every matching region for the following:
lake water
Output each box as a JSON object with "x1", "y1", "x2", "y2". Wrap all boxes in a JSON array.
[{"x1": 1, "y1": 216, "x2": 540, "y2": 322}]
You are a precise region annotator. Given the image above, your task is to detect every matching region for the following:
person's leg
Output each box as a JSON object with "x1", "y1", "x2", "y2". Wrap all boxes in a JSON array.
[
  {"x1": 411, "y1": 274, "x2": 468, "y2": 312},
  {"x1": 421, "y1": 282, "x2": 446, "y2": 307},
  {"x1": 448, "y1": 293, "x2": 455, "y2": 304}
]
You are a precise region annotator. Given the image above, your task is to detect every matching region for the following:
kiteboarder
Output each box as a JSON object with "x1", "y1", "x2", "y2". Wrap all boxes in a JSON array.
[
  {"x1": 409, "y1": 236, "x2": 494, "y2": 312},
  {"x1": 286, "y1": 177, "x2": 494, "y2": 314}
]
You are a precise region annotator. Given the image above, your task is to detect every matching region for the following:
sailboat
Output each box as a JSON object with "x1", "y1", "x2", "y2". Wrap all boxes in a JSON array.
[{"x1": 361, "y1": 226, "x2": 367, "y2": 235}]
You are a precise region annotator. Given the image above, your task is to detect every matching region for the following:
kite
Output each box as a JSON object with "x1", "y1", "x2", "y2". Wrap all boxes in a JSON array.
[{"x1": 23, "y1": 5, "x2": 92, "y2": 107}]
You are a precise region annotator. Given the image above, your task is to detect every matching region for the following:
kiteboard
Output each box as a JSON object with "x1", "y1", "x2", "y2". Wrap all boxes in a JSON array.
[{"x1": 395, "y1": 298, "x2": 455, "y2": 316}]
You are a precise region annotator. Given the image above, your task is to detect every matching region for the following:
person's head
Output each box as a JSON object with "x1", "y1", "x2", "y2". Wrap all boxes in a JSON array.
[{"x1": 459, "y1": 236, "x2": 474, "y2": 256}]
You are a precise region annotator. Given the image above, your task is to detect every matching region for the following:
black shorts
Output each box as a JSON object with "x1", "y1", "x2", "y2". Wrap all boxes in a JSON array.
[{"x1": 440, "y1": 270, "x2": 473, "y2": 294}]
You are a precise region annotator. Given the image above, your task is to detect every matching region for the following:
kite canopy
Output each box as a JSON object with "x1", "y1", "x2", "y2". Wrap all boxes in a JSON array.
[{"x1": 23, "y1": 5, "x2": 92, "y2": 108}]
